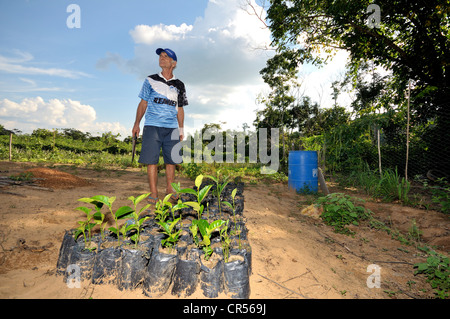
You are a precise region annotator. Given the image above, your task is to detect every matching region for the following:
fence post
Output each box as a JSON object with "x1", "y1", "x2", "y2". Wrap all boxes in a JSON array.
[
  {"x1": 9, "y1": 132, "x2": 12, "y2": 161},
  {"x1": 377, "y1": 127, "x2": 382, "y2": 177},
  {"x1": 405, "y1": 80, "x2": 411, "y2": 181}
]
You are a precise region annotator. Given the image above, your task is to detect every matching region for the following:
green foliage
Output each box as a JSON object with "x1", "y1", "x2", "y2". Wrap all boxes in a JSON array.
[
  {"x1": 428, "y1": 178, "x2": 450, "y2": 215},
  {"x1": 74, "y1": 206, "x2": 97, "y2": 250},
  {"x1": 157, "y1": 218, "x2": 182, "y2": 252},
  {"x1": 219, "y1": 220, "x2": 231, "y2": 263},
  {"x1": 316, "y1": 193, "x2": 372, "y2": 235},
  {"x1": 223, "y1": 188, "x2": 243, "y2": 249},
  {"x1": 377, "y1": 168, "x2": 410, "y2": 203},
  {"x1": 183, "y1": 162, "x2": 203, "y2": 180},
  {"x1": 78, "y1": 195, "x2": 133, "y2": 245},
  {"x1": 414, "y1": 246, "x2": 450, "y2": 299},
  {"x1": 127, "y1": 193, "x2": 151, "y2": 248},
  {"x1": 206, "y1": 170, "x2": 229, "y2": 217},
  {"x1": 172, "y1": 174, "x2": 213, "y2": 220},
  {"x1": 1, "y1": 129, "x2": 134, "y2": 167},
  {"x1": 190, "y1": 219, "x2": 226, "y2": 261}
]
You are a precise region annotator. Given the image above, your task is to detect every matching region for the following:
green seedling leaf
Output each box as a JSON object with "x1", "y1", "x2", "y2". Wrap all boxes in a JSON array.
[
  {"x1": 222, "y1": 201, "x2": 232, "y2": 209},
  {"x1": 138, "y1": 216, "x2": 150, "y2": 226},
  {"x1": 158, "y1": 221, "x2": 171, "y2": 234},
  {"x1": 128, "y1": 193, "x2": 150, "y2": 206},
  {"x1": 231, "y1": 188, "x2": 237, "y2": 199},
  {"x1": 108, "y1": 226, "x2": 118, "y2": 234},
  {"x1": 208, "y1": 219, "x2": 226, "y2": 233},
  {"x1": 198, "y1": 184, "x2": 213, "y2": 202},
  {"x1": 184, "y1": 201, "x2": 201, "y2": 211},
  {"x1": 115, "y1": 206, "x2": 134, "y2": 219},
  {"x1": 138, "y1": 204, "x2": 151, "y2": 215},
  {"x1": 197, "y1": 219, "x2": 209, "y2": 237},
  {"x1": 76, "y1": 206, "x2": 91, "y2": 215},
  {"x1": 172, "y1": 201, "x2": 189, "y2": 211},
  {"x1": 195, "y1": 174, "x2": 204, "y2": 189},
  {"x1": 163, "y1": 193, "x2": 173, "y2": 203},
  {"x1": 89, "y1": 195, "x2": 115, "y2": 208}
]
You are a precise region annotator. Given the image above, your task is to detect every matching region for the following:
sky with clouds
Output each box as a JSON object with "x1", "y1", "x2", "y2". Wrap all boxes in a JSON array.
[{"x1": 0, "y1": 0, "x2": 350, "y2": 138}]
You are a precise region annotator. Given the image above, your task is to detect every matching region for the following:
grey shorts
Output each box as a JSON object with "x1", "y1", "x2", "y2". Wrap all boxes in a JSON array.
[{"x1": 138, "y1": 126, "x2": 182, "y2": 165}]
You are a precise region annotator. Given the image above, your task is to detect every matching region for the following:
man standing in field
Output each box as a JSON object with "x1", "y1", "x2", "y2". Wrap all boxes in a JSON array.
[{"x1": 132, "y1": 48, "x2": 188, "y2": 204}]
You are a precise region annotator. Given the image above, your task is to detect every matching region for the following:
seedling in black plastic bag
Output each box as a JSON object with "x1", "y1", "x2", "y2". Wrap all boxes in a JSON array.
[
  {"x1": 157, "y1": 217, "x2": 182, "y2": 253},
  {"x1": 220, "y1": 220, "x2": 231, "y2": 263},
  {"x1": 74, "y1": 206, "x2": 97, "y2": 251},
  {"x1": 127, "y1": 193, "x2": 151, "y2": 248},
  {"x1": 154, "y1": 194, "x2": 173, "y2": 222},
  {"x1": 223, "y1": 188, "x2": 242, "y2": 248},
  {"x1": 206, "y1": 170, "x2": 230, "y2": 217},
  {"x1": 79, "y1": 195, "x2": 133, "y2": 245},
  {"x1": 172, "y1": 174, "x2": 212, "y2": 220},
  {"x1": 190, "y1": 219, "x2": 226, "y2": 261}
]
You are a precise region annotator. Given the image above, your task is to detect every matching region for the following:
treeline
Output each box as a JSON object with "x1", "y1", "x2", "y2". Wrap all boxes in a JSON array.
[{"x1": 0, "y1": 126, "x2": 135, "y2": 155}]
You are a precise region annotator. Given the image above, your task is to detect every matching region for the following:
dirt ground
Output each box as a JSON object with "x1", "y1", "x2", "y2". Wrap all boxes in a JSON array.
[{"x1": 0, "y1": 160, "x2": 449, "y2": 299}]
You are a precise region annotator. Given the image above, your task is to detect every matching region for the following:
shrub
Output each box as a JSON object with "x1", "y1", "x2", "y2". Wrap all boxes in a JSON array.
[{"x1": 315, "y1": 193, "x2": 372, "y2": 235}]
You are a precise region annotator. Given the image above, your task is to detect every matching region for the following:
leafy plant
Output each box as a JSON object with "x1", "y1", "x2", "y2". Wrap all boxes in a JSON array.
[
  {"x1": 126, "y1": 193, "x2": 151, "y2": 248},
  {"x1": 78, "y1": 195, "x2": 133, "y2": 245},
  {"x1": 206, "y1": 170, "x2": 229, "y2": 217},
  {"x1": 172, "y1": 174, "x2": 212, "y2": 220},
  {"x1": 407, "y1": 219, "x2": 422, "y2": 243},
  {"x1": 414, "y1": 246, "x2": 450, "y2": 299},
  {"x1": 154, "y1": 193, "x2": 173, "y2": 222},
  {"x1": 190, "y1": 219, "x2": 226, "y2": 261},
  {"x1": 223, "y1": 188, "x2": 242, "y2": 248},
  {"x1": 315, "y1": 193, "x2": 371, "y2": 235},
  {"x1": 430, "y1": 178, "x2": 450, "y2": 215},
  {"x1": 219, "y1": 220, "x2": 231, "y2": 262},
  {"x1": 74, "y1": 206, "x2": 97, "y2": 250},
  {"x1": 183, "y1": 162, "x2": 203, "y2": 180},
  {"x1": 157, "y1": 217, "x2": 182, "y2": 252},
  {"x1": 377, "y1": 169, "x2": 410, "y2": 203}
]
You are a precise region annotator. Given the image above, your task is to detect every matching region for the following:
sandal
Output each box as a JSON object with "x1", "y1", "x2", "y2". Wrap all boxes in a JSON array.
[{"x1": 147, "y1": 196, "x2": 159, "y2": 205}]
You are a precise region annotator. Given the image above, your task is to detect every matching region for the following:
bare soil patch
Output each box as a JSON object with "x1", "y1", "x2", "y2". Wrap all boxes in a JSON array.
[{"x1": 0, "y1": 161, "x2": 448, "y2": 299}]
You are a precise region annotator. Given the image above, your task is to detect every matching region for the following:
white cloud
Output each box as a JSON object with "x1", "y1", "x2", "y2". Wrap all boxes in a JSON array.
[
  {"x1": 0, "y1": 97, "x2": 128, "y2": 137},
  {"x1": 0, "y1": 50, "x2": 90, "y2": 79},
  {"x1": 130, "y1": 23, "x2": 193, "y2": 45},
  {"x1": 298, "y1": 50, "x2": 352, "y2": 109}
]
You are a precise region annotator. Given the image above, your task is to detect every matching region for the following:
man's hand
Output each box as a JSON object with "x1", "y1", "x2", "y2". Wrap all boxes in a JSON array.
[
  {"x1": 179, "y1": 127, "x2": 184, "y2": 141},
  {"x1": 132, "y1": 124, "x2": 140, "y2": 138}
]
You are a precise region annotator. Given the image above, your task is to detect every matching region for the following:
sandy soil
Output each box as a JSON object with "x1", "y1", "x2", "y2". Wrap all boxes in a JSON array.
[{"x1": 0, "y1": 161, "x2": 449, "y2": 300}]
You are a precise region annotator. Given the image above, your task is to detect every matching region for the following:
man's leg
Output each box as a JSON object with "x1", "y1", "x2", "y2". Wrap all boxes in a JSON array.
[
  {"x1": 165, "y1": 164, "x2": 176, "y2": 195},
  {"x1": 147, "y1": 164, "x2": 158, "y2": 203}
]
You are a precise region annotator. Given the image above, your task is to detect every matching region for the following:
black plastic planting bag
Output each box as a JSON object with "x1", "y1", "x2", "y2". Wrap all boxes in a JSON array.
[
  {"x1": 223, "y1": 255, "x2": 250, "y2": 299},
  {"x1": 56, "y1": 230, "x2": 77, "y2": 276},
  {"x1": 230, "y1": 246, "x2": 252, "y2": 275},
  {"x1": 66, "y1": 242, "x2": 96, "y2": 282},
  {"x1": 91, "y1": 246, "x2": 121, "y2": 285},
  {"x1": 171, "y1": 249, "x2": 201, "y2": 297},
  {"x1": 143, "y1": 249, "x2": 177, "y2": 296},
  {"x1": 199, "y1": 254, "x2": 224, "y2": 298},
  {"x1": 118, "y1": 247, "x2": 150, "y2": 291}
]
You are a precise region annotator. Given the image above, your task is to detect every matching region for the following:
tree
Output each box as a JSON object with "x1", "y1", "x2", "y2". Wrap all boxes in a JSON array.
[
  {"x1": 264, "y1": 0, "x2": 449, "y2": 115},
  {"x1": 262, "y1": 0, "x2": 449, "y2": 175}
]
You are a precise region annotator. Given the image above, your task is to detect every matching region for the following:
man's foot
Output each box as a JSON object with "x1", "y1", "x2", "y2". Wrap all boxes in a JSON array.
[{"x1": 147, "y1": 196, "x2": 159, "y2": 205}]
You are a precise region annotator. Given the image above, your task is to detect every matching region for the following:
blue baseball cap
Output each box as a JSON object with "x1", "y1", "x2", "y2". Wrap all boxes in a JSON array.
[{"x1": 156, "y1": 48, "x2": 177, "y2": 62}]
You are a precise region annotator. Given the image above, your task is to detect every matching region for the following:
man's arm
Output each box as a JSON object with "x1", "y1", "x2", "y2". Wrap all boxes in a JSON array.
[
  {"x1": 177, "y1": 106, "x2": 184, "y2": 141},
  {"x1": 132, "y1": 99, "x2": 147, "y2": 137}
]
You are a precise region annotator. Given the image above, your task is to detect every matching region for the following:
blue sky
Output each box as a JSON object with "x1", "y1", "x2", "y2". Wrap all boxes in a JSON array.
[{"x1": 0, "y1": 0, "x2": 350, "y2": 138}]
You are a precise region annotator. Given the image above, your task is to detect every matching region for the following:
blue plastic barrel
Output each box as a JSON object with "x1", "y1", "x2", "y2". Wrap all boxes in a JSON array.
[{"x1": 288, "y1": 151, "x2": 318, "y2": 193}]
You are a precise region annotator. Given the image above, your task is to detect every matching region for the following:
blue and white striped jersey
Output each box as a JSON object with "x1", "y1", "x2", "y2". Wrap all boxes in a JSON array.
[{"x1": 138, "y1": 73, "x2": 188, "y2": 128}]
